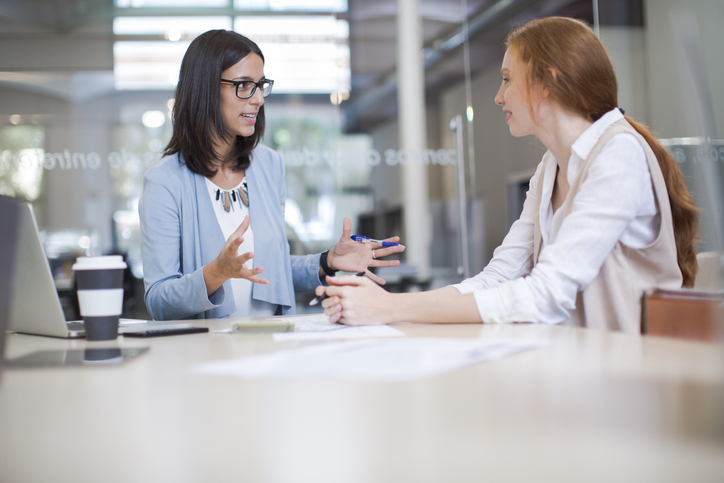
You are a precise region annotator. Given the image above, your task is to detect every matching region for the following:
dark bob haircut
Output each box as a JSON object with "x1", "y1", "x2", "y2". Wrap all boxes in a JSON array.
[{"x1": 164, "y1": 30, "x2": 266, "y2": 177}]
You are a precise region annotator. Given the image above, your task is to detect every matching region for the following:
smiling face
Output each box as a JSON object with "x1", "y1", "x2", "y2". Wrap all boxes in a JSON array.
[
  {"x1": 219, "y1": 53, "x2": 266, "y2": 141},
  {"x1": 494, "y1": 49, "x2": 540, "y2": 138}
]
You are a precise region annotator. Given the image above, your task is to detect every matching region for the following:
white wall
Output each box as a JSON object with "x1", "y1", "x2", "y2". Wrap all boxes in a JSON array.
[
  {"x1": 645, "y1": 0, "x2": 724, "y2": 139},
  {"x1": 599, "y1": 26, "x2": 647, "y2": 122}
]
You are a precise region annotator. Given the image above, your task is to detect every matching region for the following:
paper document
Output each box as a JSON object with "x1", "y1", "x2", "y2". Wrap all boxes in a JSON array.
[
  {"x1": 282, "y1": 314, "x2": 342, "y2": 332},
  {"x1": 189, "y1": 338, "x2": 544, "y2": 382},
  {"x1": 273, "y1": 314, "x2": 405, "y2": 340},
  {"x1": 215, "y1": 314, "x2": 404, "y2": 340},
  {"x1": 214, "y1": 315, "x2": 339, "y2": 334},
  {"x1": 119, "y1": 318, "x2": 149, "y2": 326},
  {"x1": 273, "y1": 324, "x2": 404, "y2": 341}
]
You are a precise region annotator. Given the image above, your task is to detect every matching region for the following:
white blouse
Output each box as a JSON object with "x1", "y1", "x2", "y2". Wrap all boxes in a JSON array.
[
  {"x1": 205, "y1": 177, "x2": 275, "y2": 318},
  {"x1": 453, "y1": 108, "x2": 660, "y2": 324}
]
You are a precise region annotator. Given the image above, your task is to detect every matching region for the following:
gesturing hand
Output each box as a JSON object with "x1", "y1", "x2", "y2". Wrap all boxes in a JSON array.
[
  {"x1": 325, "y1": 217, "x2": 405, "y2": 285},
  {"x1": 203, "y1": 215, "x2": 269, "y2": 295}
]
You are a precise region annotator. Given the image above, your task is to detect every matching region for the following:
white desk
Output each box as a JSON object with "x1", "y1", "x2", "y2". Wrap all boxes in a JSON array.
[{"x1": 1, "y1": 319, "x2": 724, "y2": 482}]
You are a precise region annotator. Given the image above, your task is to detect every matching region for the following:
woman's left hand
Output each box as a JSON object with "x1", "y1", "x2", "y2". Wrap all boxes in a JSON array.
[
  {"x1": 325, "y1": 217, "x2": 405, "y2": 285},
  {"x1": 316, "y1": 275, "x2": 395, "y2": 325}
]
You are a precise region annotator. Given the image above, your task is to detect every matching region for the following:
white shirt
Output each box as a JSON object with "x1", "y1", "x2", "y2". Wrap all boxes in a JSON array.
[
  {"x1": 205, "y1": 178, "x2": 275, "y2": 318},
  {"x1": 453, "y1": 109, "x2": 660, "y2": 324}
]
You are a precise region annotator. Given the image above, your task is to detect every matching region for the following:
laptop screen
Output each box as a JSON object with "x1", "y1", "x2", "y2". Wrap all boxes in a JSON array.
[
  {"x1": 0, "y1": 196, "x2": 21, "y2": 366},
  {"x1": 7, "y1": 202, "x2": 76, "y2": 338}
]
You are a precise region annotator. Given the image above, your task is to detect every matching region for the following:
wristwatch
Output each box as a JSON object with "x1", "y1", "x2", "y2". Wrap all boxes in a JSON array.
[{"x1": 320, "y1": 250, "x2": 338, "y2": 277}]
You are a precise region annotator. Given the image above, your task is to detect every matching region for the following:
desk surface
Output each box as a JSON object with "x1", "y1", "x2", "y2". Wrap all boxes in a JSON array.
[{"x1": 1, "y1": 319, "x2": 724, "y2": 483}]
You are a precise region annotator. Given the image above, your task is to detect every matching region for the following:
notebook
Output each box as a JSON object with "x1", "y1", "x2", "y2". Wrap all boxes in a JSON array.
[{"x1": 5, "y1": 202, "x2": 156, "y2": 339}]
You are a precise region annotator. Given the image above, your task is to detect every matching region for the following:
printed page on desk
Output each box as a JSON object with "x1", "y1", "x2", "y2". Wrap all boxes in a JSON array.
[
  {"x1": 189, "y1": 338, "x2": 544, "y2": 382},
  {"x1": 273, "y1": 315, "x2": 404, "y2": 341},
  {"x1": 217, "y1": 314, "x2": 406, "y2": 341}
]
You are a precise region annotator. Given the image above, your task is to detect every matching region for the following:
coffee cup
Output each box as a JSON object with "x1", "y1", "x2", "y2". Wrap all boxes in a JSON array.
[
  {"x1": 83, "y1": 348, "x2": 124, "y2": 363},
  {"x1": 72, "y1": 255, "x2": 127, "y2": 341}
]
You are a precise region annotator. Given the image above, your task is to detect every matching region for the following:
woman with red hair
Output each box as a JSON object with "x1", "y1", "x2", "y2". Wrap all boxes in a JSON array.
[{"x1": 317, "y1": 16, "x2": 699, "y2": 333}]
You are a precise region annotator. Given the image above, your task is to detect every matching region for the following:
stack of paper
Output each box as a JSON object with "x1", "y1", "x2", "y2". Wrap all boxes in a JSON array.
[{"x1": 189, "y1": 338, "x2": 544, "y2": 381}]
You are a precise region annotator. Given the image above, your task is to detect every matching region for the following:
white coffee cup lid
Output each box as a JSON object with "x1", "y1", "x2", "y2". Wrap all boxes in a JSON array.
[{"x1": 72, "y1": 255, "x2": 127, "y2": 271}]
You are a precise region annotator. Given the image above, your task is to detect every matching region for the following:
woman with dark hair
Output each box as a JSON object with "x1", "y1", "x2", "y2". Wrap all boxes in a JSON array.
[
  {"x1": 140, "y1": 30, "x2": 403, "y2": 320},
  {"x1": 316, "y1": 17, "x2": 699, "y2": 333}
]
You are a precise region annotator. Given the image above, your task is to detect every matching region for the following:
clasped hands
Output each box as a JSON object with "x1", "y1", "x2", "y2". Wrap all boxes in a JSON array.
[{"x1": 203, "y1": 215, "x2": 404, "y2": 295}]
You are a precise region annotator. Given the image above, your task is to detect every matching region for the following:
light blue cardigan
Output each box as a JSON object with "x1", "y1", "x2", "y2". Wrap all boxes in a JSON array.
[{"x1": 139, "y1": 145, "x2": 322, "y2": 320}]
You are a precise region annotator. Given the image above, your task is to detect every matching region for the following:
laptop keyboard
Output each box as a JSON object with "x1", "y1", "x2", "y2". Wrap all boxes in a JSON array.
[{"x1": 66, "y1": 321, "x2": 84, "y2": 331}]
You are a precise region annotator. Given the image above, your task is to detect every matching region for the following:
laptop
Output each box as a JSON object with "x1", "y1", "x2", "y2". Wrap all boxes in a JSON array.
[
  {"x1": 1, "y1": 195, "x2": 21, "y2": 367},
  {"x1": 6, "y1": 202, "x2": 158, "y2": 338}
]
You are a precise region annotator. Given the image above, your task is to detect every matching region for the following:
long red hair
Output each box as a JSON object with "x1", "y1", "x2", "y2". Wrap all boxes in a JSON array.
[{"x1": 506, "y1": 16, "x2": 699, "y2": 286}]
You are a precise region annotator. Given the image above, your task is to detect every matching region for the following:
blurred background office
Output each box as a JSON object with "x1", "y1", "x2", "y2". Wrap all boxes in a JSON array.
[{"x1": 0, "y1": 0, "x2": 722, "y2": 318}]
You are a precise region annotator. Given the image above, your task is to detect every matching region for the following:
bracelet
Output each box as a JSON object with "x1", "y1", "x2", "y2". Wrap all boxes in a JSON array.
[{"x1": 320, "y1": 250, "x2": 338, "y2": 277}]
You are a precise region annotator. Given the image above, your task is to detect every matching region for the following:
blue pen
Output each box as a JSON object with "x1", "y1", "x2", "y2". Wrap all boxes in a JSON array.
[
  {"x1": 309, "y1": 271, "x2": 365, "y2": 306},
  {"x1": 350, "y1": 234, "x2": 404, "y2": 248}
]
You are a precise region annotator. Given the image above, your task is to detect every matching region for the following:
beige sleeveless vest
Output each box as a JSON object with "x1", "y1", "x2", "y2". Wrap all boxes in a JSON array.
[{"x1": 532, "y1": 119, "x2": 682, "y2": 334}]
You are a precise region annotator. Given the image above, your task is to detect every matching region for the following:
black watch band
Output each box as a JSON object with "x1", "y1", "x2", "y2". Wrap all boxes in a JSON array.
[{"x1": 320, "y1": 250, "x2": 338, "y2": 277}]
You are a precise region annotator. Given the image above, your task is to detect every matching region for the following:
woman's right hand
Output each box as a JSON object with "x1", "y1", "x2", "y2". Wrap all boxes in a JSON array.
[
  {"x1": 316, "y1": 274, "x2": 396, "y2": 325},
  {"x1": 203, "y1": 215, "x2": 269, "y2": 295}
]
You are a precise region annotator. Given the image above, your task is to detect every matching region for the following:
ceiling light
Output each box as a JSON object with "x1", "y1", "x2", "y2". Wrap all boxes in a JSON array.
[
  {"x1": 165, "y1": 29, "x2": 181, "y2": 41},
  {"x1": 142, "y1": 110, "x2": 166, "y2": 128}
]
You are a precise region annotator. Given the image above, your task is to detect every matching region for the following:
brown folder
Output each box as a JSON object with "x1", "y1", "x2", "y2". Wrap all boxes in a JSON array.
[{"x1": 641, "y1": 288, "x2": 723, "y2": 342}]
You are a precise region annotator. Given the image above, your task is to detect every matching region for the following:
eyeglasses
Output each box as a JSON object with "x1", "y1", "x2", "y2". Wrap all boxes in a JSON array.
[{"x1": 220, "y1": 78, "x2": 274, "y2": 99}]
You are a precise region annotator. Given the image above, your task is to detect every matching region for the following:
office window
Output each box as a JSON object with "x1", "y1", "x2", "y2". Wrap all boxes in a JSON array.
[
  {"x1": 114, "y1": 41, "x2": 191, "y2": 90},
  {"x1": 116, "y1": 0, "x2": 229, "y2": 7},
  {"x1": 235, "y1": 16, "x2": 350, "y2": 94},
  {"x1": 233, "y1": 0, "x2": 347, "y2": 12},
  {"x1": 113, "y1": 16, "x2": 232, "y2": 37},
  {"x1": 0, "y1": 126, "x2": 45, "y2": 202},
  {"x1": 113, "y1": 16, "x2": 232, "y2": 90}
]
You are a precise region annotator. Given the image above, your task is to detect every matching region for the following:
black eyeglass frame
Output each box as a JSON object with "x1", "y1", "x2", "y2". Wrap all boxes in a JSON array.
[{"x1": 220, "y1": 78, "x2": 274, "y2": 99}]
